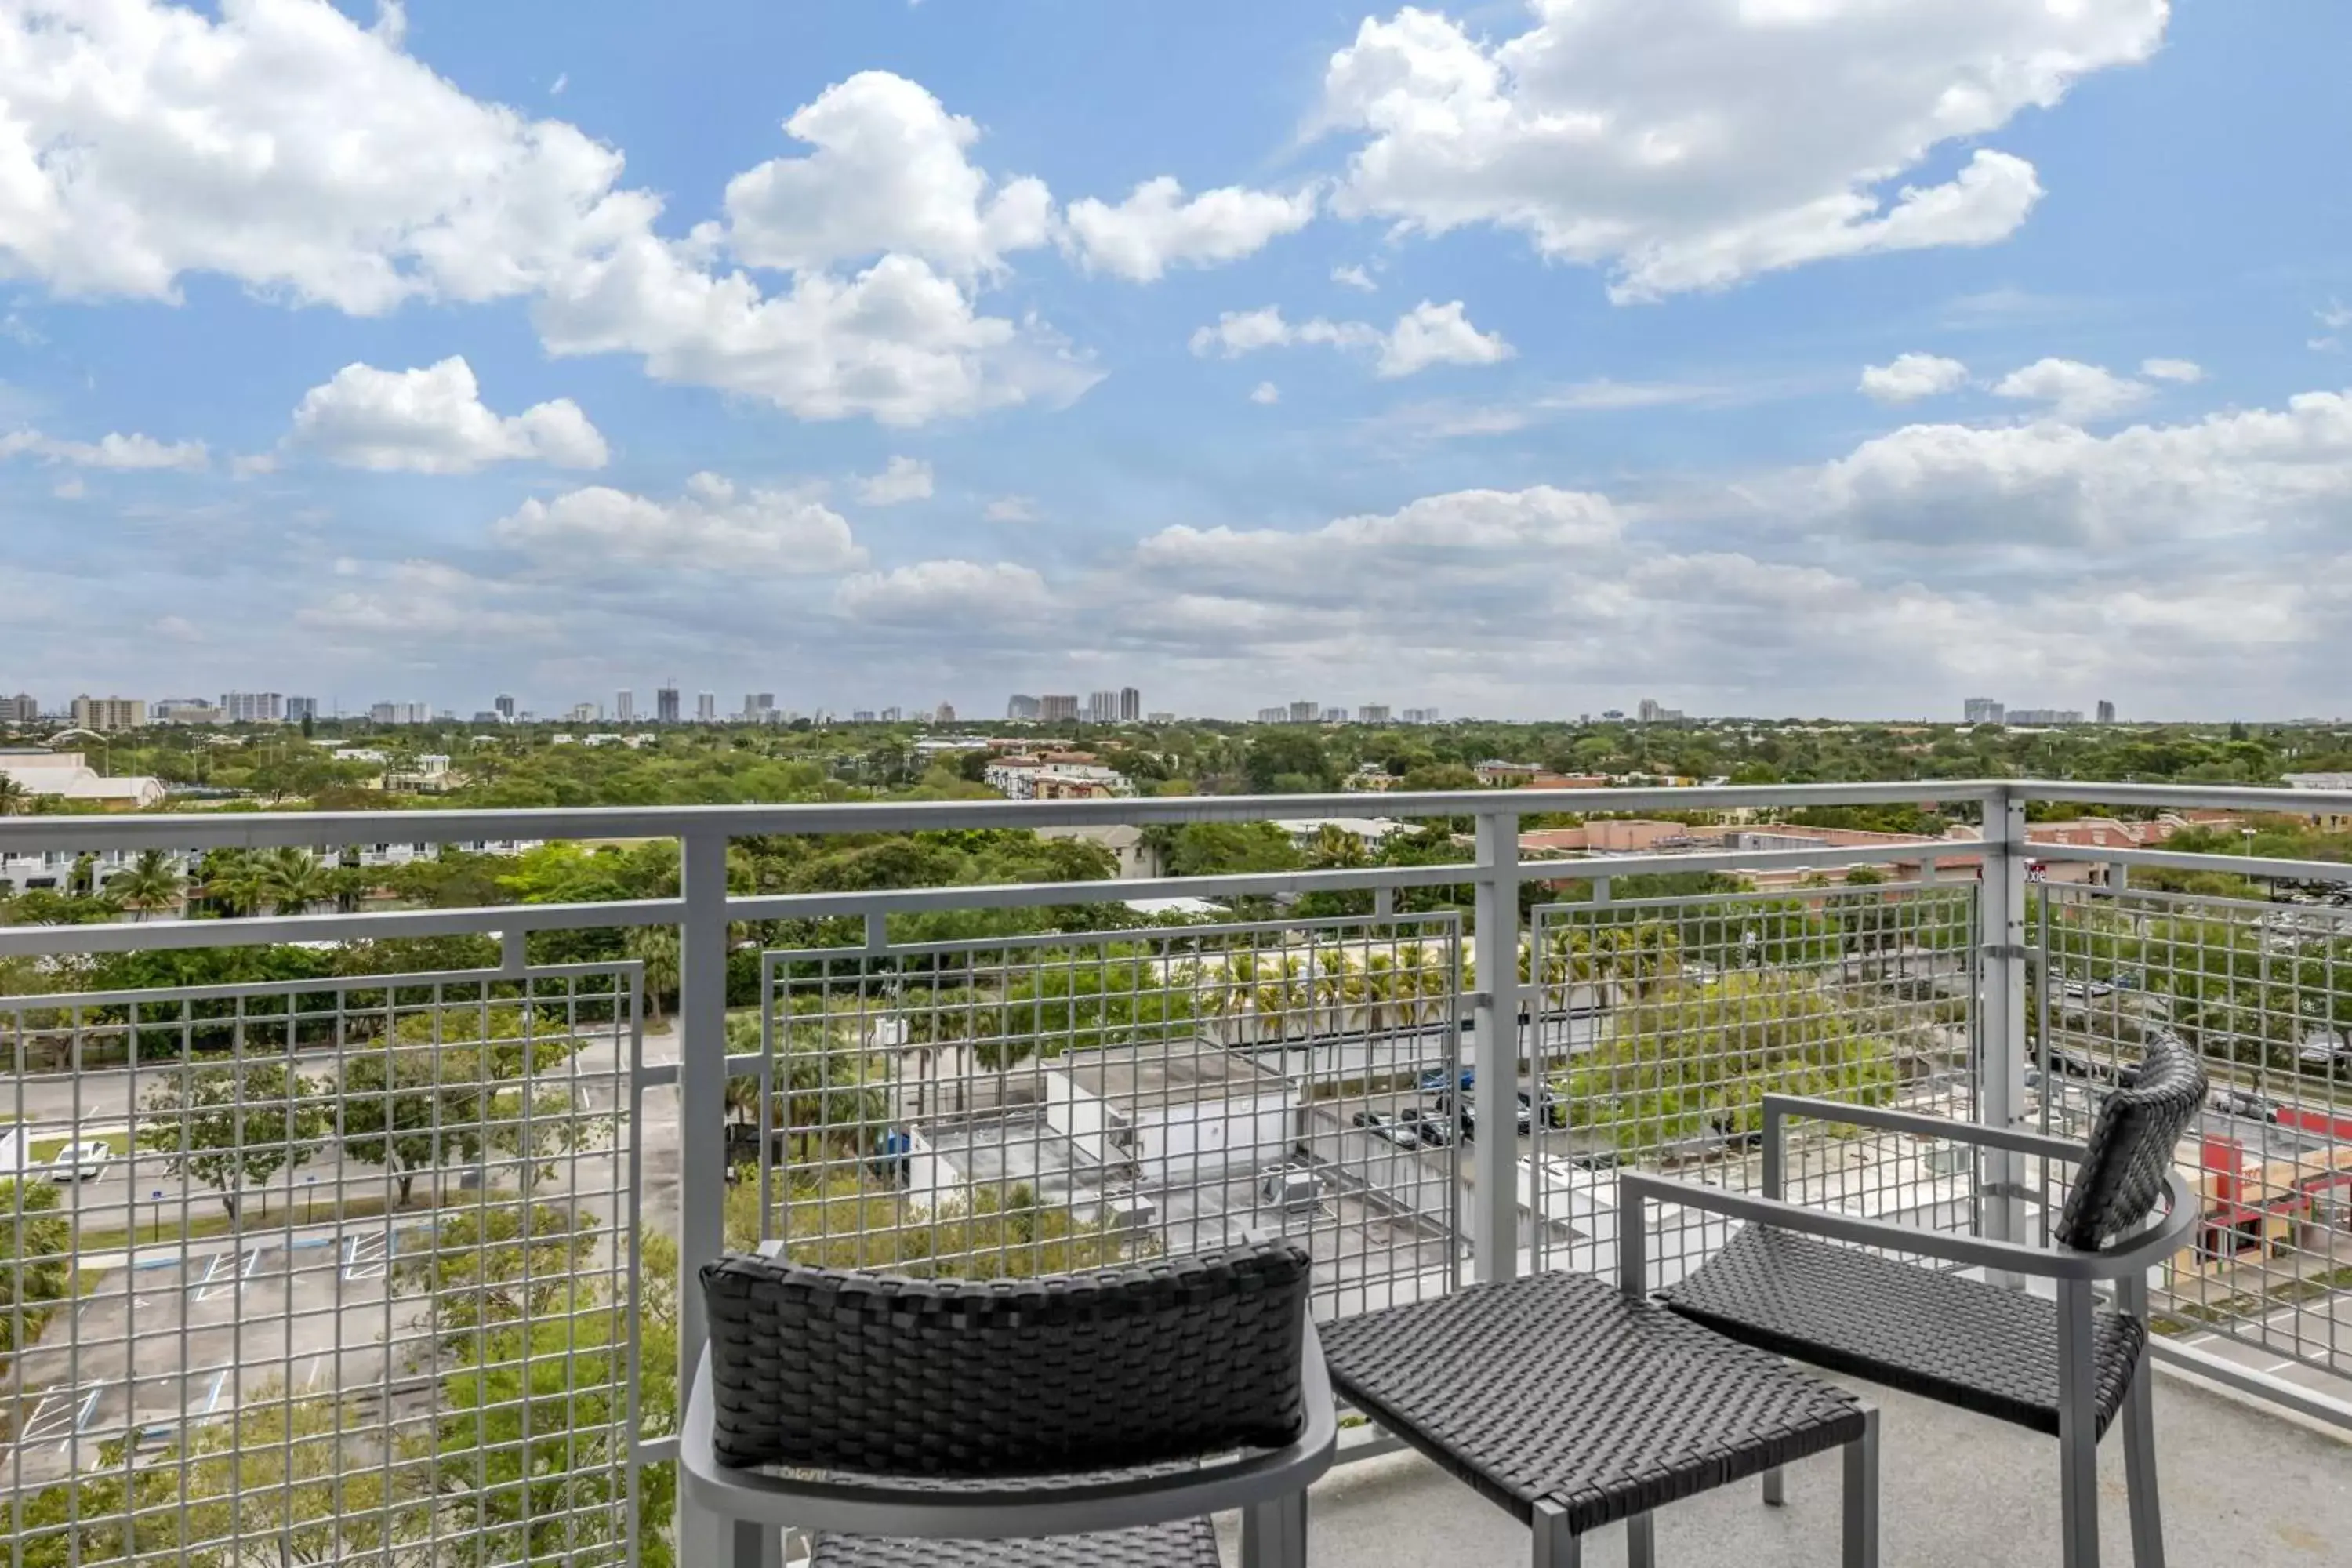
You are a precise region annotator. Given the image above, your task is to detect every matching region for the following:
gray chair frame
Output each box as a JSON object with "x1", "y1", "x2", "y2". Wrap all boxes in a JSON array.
[
  {"x1": 1618, "y1": 1093, "x2": 2201, "y2": 1568},
  {"x1": 681, "y1": 1315, "x2": 1338, "y2": 1568}
]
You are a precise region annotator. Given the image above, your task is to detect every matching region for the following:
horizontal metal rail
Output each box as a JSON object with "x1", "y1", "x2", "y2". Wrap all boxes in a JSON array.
[
  {"x1": 2028, "y1": 840, "x2": 2352, "y2": 886},
  {"x1": 2016, "y1": 780, "x2": 2352, "y2": 815},
  {"x1": 0, "y1": 895, "x2": 684, "y2": 957},
  {"x1": 0, "y1": 779, "x2": 2006, "y2": 854}
]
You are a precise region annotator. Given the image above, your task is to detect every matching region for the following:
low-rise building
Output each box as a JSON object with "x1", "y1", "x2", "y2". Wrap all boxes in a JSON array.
[
  {"x1": 1271, "y1": 817, "x2": 1410, "y2": 855},
  {"x1": 1036, "y1": 824, "x2": 1162, "y2": 879},
  {"x1": 0, "y1": 749, "x2": 165, "y2": 809}
]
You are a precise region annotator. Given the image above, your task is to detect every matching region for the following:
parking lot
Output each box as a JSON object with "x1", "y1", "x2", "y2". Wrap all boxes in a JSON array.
[{"x1": 7, "y1": 1223, "x2": 445, "y2": 1486}]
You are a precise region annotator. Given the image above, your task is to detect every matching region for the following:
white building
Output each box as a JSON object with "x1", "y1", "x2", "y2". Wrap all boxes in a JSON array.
[
  {"x1": 220, "y1": 691, "x2": 285, "y2": 724},
  {"x1": 368, "y1": 702, "x2": 430, "y2": 725},
  {"x1": 69, "y1": 695, "x2": 147, "y2": 731},
  {"x1": 1270, "y1": 817, "x2": 1410, "y2": 854},
  {"x1": 0, "y1": 750, "x2": 165, "y2": 810}
]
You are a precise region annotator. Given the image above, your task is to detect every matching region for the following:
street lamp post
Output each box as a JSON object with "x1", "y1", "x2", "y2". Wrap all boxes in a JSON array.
[
  {"x1": 305, "y1": 1174, "x2": 317, "y2": 1224},
  {"x1": 150, "y1": 1189, "x2": 163, "y2": 1244}
]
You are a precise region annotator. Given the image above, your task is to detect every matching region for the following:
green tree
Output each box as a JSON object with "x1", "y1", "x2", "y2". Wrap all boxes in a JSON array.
[
  {"x1": 1243, "y1": 730, "x2": 1334, "y2": 793},
  {"x1": 625, "y1": 924, "x2": 681, "y2": 1020},
  {"x1": 0, "y1": 1178, "x2": 71, "y2": 1359},
  {"x1": 1160, "y1": 821, "x2": 1303, "y2": 877},
  {"x1": 138, "y1": 1061, "x2": 328, "y2": 1218},
  {"x1": 165, "y1": 1392, "x2": 437, "y2": 1566},
  {"x1": 432, "y1": 1283, "x2": 653, "y2": 1568},
  {"x1": 395, "y1": 1201, "x2": 601, "y2": 1338},
  {"x1": 109, "y1": 848, "x2": 185, "y2": 920},
  {"x1": 257, "y1": 846, "x2": 336, "y2": 914},
  {"x1": 334, "y1": 1046, "x2": 499, "y2": 1204},
  {"x1": 196, "y1": 849, "x2": 268, "y2": 918},
  {"x1": 1559, "y1": 971, "x2": 1898, "y2": 1152},
  {"x1": 728, "y1": 1012, "x2": 892, "y2": 1156},
  {"x1": 0, "y1": 772, "x2": 28, "y2": 816}
]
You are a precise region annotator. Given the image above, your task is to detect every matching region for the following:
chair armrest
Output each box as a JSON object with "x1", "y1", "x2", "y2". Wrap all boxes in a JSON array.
[
  {"x1": 1761, "y1": 1094, "x2": 2088, "y2": 1166},
  {"x1": 680, "y1": 1316, "x2": 1339, "y2": 1538},
  {"x1": 1618, "y1": 1167, "x2": 2198, "y2": 1287}
]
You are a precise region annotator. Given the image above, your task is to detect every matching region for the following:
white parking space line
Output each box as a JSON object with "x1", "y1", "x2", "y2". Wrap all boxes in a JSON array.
[
  {"x1": 16, "y1": 1383, "x2": 107, "y2": 1458},
  {"x1": 343, "y1": 1231, "x2": 387, "y2": 1281}
]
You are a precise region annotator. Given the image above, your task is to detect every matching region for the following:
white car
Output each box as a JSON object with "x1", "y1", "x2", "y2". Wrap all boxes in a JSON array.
[{"x1": 46, "y1": 1138, "x2": 112, "y2": 1183}]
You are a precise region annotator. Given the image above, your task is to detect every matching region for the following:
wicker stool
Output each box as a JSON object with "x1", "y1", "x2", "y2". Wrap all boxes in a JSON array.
[{"x1": 1320, "y1": 1269, "x2": 1878, "y2": 1567}]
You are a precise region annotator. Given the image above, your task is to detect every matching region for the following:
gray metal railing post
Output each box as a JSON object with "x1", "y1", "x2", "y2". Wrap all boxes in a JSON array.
[
  {"x1": 677, "y1": 827, "x2": 731, "y2": 1563},
  {"x1": 1472, "y1": 809, "x2": 1522, "y2": 1284},
  {"x1": 1978, "y1": 793, "x2": 2030, "y2": 1270}
]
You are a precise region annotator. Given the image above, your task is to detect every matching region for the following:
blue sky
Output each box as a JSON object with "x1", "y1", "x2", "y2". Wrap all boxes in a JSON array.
[{"x1": 3, "y1": 0, "x2": 2348, "y2": 720}]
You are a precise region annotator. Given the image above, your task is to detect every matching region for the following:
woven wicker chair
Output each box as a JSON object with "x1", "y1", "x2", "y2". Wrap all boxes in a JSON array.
[
  {"x1": 1621, "y1": 1036, "x2": 2207, "y2": 1568},
  {"x1": 681, "y1": 1236, "x2": 1336, "y2": 1568}
]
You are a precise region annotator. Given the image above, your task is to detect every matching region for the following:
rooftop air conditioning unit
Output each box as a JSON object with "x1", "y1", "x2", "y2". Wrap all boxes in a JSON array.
[
  {"x1": 1923, "y1": 1143, "x2": 1970, "y2": 1180},
  {"x1": 1261, "y1": 1165, "x2": 1321, "y2": 1212},
  {"x1": 1105, "y1": 1195, "x2": 1158, "y2": 1234}
]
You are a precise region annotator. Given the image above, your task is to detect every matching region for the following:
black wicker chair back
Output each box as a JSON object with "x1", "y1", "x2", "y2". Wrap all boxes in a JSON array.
[
  {"x1": 2052, "y1": 1034, "x2": 2206, "y2": 1251},
  {"x1": 700, "y1": 1237, "x2": 1313, "y2": 1476}
]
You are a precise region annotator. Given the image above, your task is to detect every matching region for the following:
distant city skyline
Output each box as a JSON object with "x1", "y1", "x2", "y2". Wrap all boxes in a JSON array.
[{"x1": 9, "y1": 674, "x2": 2331, "y2": 728}]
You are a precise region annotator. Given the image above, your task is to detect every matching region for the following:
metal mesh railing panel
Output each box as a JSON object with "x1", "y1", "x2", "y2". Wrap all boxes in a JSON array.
[
  {"x1": 1531, "y1": 881, "x2": 1984, "y2": 1287},
  {"x1": 0, "y1": 965, "x2": 644, "y2": 1568},
  {"x1": 2035, "y1": 883, "x2": 2352, "y2": 1385},
  {"x1": 747, "y1": 916, "x2": 1466, "y2": 1319}
]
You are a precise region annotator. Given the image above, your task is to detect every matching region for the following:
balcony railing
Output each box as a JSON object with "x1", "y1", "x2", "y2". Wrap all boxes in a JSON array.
[{"x1": 2, "y1": 779, "x2": 2350, "y2": 1563}]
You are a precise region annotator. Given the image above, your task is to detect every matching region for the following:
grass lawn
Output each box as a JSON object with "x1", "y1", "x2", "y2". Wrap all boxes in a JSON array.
[
  {"x1": 72, "y1": 1191, "x2": 441, "y2": 1254},
  {"x1": 25, "y1": 1134, "x2": 85, "y2": 1167}
]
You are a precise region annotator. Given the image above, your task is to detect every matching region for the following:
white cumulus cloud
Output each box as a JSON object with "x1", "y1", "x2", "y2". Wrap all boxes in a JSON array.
[
  {"x1": 0, "y1": 8, "x2": 1095, "y2": 428},
  {"x1": 0, "y1": 429, "x2": 209, "y2": 471},
  {"x1": 1377, "y1": 300, "x2": 1514, "y2": 378},
  {"x1": 1331, "y1": 264, "x2": 1377, "y2": 292},
  {"x1": 2140, "y1": 358, "x2": 2204, "y2": 383},
  {"x1": 1316, "y1": 1, "x2": 2165, "y2": 299},
  {"x1": 1189, "y1": 301, "x2": 1510, "y2": 378},
  {"x1": 1991, "y1": 358, "x2": 2153, "y2": 423},
  {"x1": 1250, "y1": 382, "x2": 1282, "y2": 405},
  {"x1": 1860, "y1": 354, "x2": 1971, "y2": 404},
  {"x1": 836, "y1": 559, "x2": 1049, "y2": 622},
  {"x1": 1062, "y1": 177, "x2": 1317, "y2": 282},
  {"x1": 856, "y1": 456, "x2": 936, "y2": 506},
  {"x1": 721, "y1": 72, "x2": 1053, "y2": 279},
  {"x1": 287, "y1": 357, "x2": 608, "y2": 473},
  {"x1": 494, "y1": 472, "x2": 867, "y2": 575}
]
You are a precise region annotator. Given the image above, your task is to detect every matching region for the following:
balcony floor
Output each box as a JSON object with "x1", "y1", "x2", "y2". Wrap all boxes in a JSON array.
[{"x1": 1223, "y1": 1364, "x2": 2352, "y2": 1566}]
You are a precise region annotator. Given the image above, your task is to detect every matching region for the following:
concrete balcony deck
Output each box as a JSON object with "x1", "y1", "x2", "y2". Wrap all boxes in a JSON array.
[{"x1": 1222, "y1": 1365, "x2": 2350, "y2": 1566}]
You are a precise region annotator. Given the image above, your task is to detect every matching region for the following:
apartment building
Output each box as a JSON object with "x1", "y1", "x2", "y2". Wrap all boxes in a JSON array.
[{"x1": 68, "y1": 695, "x2": 147, "y2": 731}]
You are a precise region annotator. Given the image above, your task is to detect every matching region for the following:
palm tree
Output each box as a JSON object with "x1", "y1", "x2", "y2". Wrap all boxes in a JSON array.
[
  {"x1": 196, "y1": 849, "x2": 265, "y2": 918},
  {"x1": 111, "y1": 849, "x2": 185, "y2": 920},
  {"x1": 258, "y1": 847, "x2": 336, "y2": 914},
  {"x1": 0, "y1": 773, "x2": 27, "y2": 817},
  {"x1": 626, "y1": 925, "x2": 682, "y2": 1022}
]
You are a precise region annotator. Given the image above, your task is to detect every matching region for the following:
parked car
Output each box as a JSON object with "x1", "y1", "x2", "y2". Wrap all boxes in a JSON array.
[
  {"x1": 2042, "y1": 1047, "x2": 2101, "y2": 1080},
  {"x1": 1398, "y1": 1106, "x2": 1454, "y2": 1149},
  {"x1": 2209, "y1": 1087, "x2": 2272, "y2": 1121},
  {"x1": 1419, "y1": 1067, "x2": 1475, "y2": 1093},
  {"x1": 47, "y1": 1138, "x2": 111, "y2": 1182},
  {"x1": 1435, "y1": 1089, "x2": 1534, "y2": 1141},
  {"x1": 1352, "y1": 1109, "x2": 1424, "y2": 1151}
]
